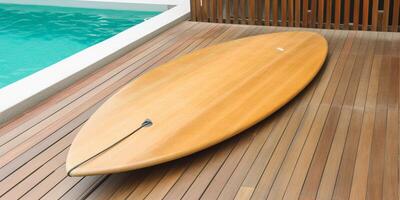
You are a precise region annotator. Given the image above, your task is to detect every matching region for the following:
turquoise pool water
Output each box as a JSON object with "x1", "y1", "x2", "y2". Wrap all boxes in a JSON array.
[{"x1": 0, "y1": 4, "x2": 160, "y2": 88}]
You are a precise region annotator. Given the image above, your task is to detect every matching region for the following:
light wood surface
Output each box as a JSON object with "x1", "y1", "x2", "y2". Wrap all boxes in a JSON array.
[{"x1": 66, "y1": 32, "x2": 328, "y2": 176}]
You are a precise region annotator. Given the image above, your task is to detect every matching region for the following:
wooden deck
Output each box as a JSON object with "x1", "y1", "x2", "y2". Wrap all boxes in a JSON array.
[{"x1": 0, "y1": 21, "x2": 399, "y2": 200}]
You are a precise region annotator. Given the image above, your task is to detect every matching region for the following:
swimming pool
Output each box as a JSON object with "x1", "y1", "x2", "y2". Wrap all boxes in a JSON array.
[{"x1": 0, "y1": 3, "x2": 160, "y2": 88}]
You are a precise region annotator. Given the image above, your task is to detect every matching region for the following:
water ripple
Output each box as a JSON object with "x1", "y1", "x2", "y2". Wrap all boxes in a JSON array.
[{"x1": 0, "y1": 3, "x2": 160, "y2": 88}]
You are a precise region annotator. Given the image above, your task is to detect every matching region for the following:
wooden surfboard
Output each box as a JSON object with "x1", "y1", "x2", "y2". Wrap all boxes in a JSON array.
[{"x1": 66, "y1": 32, "x2": 328, "y2": 176}]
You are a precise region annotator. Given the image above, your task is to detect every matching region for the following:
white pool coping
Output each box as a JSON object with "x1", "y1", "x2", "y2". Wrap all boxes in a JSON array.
[{"x1": 0, "y1": 0, "x2": 190, "y2": 124}]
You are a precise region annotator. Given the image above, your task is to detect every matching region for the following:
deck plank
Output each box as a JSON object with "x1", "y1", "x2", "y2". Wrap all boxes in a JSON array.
[
  {"x1": 382, "y1": 32, "x2": 399, "y2": 200},
  {"x1": 348, "y1": 31, "x2": 386, "y2": 200},
  {"x1": 299, "y1": 30, "x2": 364, "y2": 200},
  {"x1": 331, "y1": 31, "x2": 378, "y2": 200},
  {"x1": 0, "y1": 21, "x2": 399, "y2": 200},
  {"x1": 317, "y1": 31, "x2": 375, "y2": 200}
]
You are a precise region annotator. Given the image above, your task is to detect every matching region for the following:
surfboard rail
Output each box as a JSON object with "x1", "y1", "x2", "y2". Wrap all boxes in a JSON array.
[{"x1": 66, "y1": 31, "x2": 328, "y2": 176}]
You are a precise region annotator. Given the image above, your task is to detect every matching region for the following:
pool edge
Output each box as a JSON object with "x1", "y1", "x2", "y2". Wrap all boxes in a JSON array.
[{"x1": 0, "y1": 0, "x2": 190, "y2": 125}]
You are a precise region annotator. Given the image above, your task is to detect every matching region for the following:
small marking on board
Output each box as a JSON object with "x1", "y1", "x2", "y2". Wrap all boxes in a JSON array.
[{"x1": 276, "y1": 47, "x2": 285, "y2": 52}]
